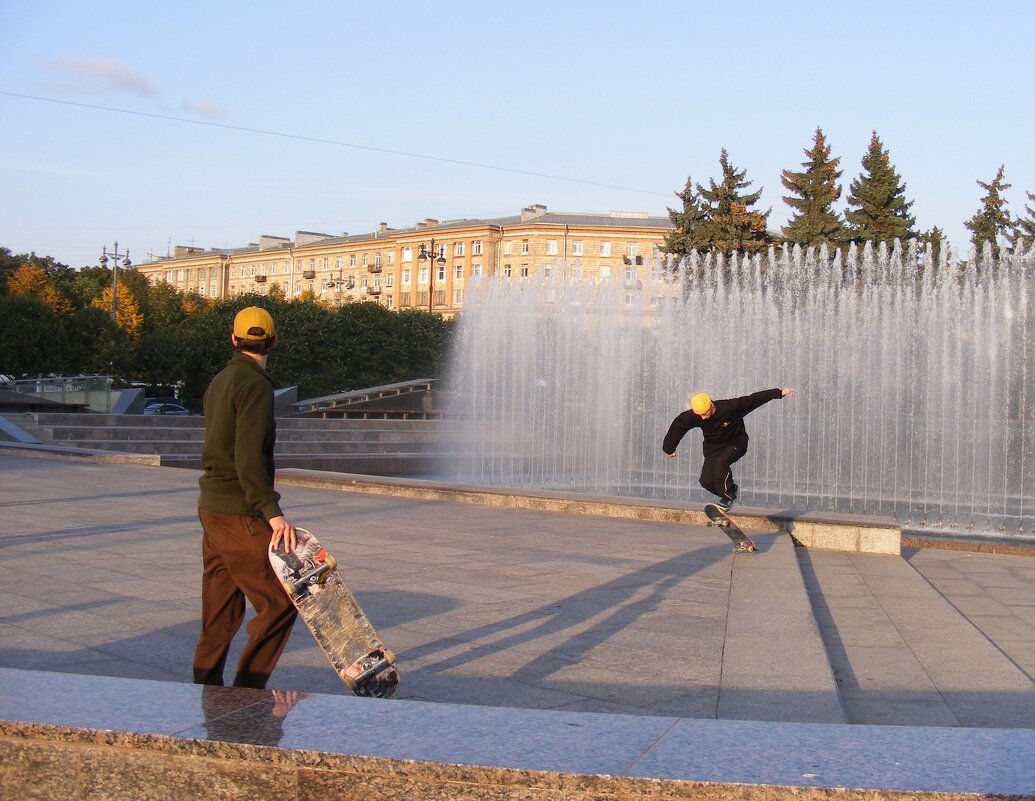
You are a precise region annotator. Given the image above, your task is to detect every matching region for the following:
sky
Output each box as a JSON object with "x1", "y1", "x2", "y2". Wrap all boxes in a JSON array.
[{"x1": 1, "y1": 0, "x2": 1032, "y2": 270}]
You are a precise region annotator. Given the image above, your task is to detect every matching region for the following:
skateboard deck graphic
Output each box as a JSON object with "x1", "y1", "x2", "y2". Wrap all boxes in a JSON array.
[
  {"x1": 269, "y1": 528, "x2": 399, "y2": 698},
  {"x1": 704, "y1": 504, "x2": 758, "y2": 553}
]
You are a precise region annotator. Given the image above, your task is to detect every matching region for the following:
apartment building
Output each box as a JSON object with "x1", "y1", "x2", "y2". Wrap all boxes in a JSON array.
[{"x1": 135, "y1": 204, "x2": 674, "y2": 317}]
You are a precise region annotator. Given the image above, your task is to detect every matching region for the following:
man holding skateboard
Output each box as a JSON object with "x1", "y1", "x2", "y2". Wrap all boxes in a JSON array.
[
  {"x1": 192, "y1": 306, "x2": 299, "y2": 689},
  {"x1": 662, "y1": 387, "x2": 795, "y2": 511}
]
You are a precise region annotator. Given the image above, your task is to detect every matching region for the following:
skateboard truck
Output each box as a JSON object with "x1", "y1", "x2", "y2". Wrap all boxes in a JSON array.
[
  {"x1": 283, "y1": 554, "x2": 337, "y2": 597},
  {"x1": 339, "y1": 648, "x2": 399, "y2": 698}
]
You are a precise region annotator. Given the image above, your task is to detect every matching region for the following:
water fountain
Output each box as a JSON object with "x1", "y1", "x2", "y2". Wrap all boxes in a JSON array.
[{"x1": 438, "y1": 241, "x2": 1033, "y2": 539}]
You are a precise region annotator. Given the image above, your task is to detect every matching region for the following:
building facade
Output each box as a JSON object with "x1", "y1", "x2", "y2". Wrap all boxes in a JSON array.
[{"x1": 135, "y1": 205, "x2": 674, "y2": 317}]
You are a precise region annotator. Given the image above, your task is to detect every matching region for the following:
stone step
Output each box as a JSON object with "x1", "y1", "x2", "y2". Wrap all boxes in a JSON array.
[
  {"x1": 38, "y1": 426, "x2": 459, "y2": 444},
  {"x1": 797, "y1": 549, "x2": 1035, "y2": 727},
  {"x1": 49, "y1": 439, "x2": 446, "y2": 456}
]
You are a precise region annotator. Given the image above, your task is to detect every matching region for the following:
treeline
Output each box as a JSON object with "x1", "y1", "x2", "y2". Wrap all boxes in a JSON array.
[
  {"x1": 0, "y1": 249, "x2": 454, "y2": 409},
  {"x1": 665, "y1": 129, "x2": 1035, "y2": 260}
]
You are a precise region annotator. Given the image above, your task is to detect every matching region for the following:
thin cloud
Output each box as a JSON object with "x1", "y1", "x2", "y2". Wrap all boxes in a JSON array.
[
  {"x1": 46, "y1": 57, "x2": 160, "y2": 97},
  {"x1": 181, "y1": 98, "x2": 225, "y2": 121}
]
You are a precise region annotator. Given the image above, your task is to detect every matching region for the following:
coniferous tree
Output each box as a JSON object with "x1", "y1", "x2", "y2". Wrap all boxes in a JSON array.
[
  {"x1": 1011, "y1": 191, "x2": 1035, "y2": 249},
  {"x1": 781, "y1": 127, "x2": 846, "y2": 246},
  {"x1": 664, "y1": 177, "x2": 712, "y2": 257},
  {"x1": 699, "y1": 149, "x2": 772, "y2": 254},
  {"x1": 964, "y1": 165, "x2": 1013, "y2": 258},
  {"x1": 918, "y1": 226, "x2": 946, "y2": 270},
  {"x1": 845, "y1": 132, "x2": 916, "y2": 245}
]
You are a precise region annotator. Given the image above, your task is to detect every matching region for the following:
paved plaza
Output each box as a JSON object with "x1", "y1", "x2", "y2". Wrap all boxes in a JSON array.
[{"x1": 3, "y1": 450, "x2": 1035, "y2": 728}]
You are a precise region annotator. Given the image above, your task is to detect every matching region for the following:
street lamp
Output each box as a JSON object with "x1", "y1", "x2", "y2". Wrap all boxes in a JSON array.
[
  {"x1": 99, "y1": 242, "x2": 132, "y2": 321},
  {"x1": 325, "y1": 266, "x2": 354, "y2": 307},
  {"x1": 417, "y1": 240, "x2": 447, "y2": 313}
]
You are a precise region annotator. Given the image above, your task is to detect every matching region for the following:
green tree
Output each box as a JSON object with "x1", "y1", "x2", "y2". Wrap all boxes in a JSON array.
[
  {"x1": 964, "y1": 165, "x2": 1013, "y2": 259},
  {"x1": 845, "y1": 132, "x2": 916, "y2": 245},
  {"x1": 918, "y1": 226, "x2": 946, "y2": 269},
  {"x1": 664, "y1": 177, "x2": 712, "y2": 256},
  {"x1": 1010, "y1": 191, "x2": 1035, "y2": 250},
  {"x1": 699, "y1": 149, "x2": 772, "y2": 254},
  {"x1": 781, "y1": 127, "x2": 846, "y2": 246},
  {"x1": 0, "y1": 296, "x2": 67, "y2": 374}
]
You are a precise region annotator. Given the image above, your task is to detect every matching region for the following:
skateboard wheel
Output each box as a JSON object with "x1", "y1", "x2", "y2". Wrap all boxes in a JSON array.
[
  {"x1": 324, "y1": 554, "x2": 337, "y2": 571},
  {"x1": 282, "y1": 579, "x2": 298, "y2": 597}
]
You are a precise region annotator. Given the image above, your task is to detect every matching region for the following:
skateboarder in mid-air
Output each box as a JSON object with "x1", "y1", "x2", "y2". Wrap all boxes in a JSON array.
[{"x1": 662, "y1": 387, "x2": 795, "y2": 512}]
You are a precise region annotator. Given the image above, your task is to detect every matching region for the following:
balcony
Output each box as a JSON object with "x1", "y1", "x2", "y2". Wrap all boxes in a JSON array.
[
  {"x1": 368, "y1": 264, "x2": 383, "y2": 273},
  {"x1": 367, "y1": 286, "x2": 382, "y2": 295},
  {"x1": 254, "y1": 275, "x2": 267, "y2": 283},
  {"x1": 302, "y1": 270, "x2": 316, "y2": 279}
]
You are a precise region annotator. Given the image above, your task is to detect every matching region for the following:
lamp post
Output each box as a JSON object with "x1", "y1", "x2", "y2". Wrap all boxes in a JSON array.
[
  {"x1": 417, "y1": 240, "x2": 447, "y2": 313},
  {"x1": 99, "y1": 242, "x2": 132, "y2": 322},
  {"x1": 326, "y1": 266, "x2": 352, "y2": 307}
]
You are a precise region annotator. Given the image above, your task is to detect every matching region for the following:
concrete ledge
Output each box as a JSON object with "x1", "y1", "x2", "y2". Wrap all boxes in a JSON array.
[
  {"x1": 3, "y1": 669, "x2": 1035, "y2": 800},
  {"x1": 0, "y1": 440, "x2": 161, "y2": 465},
  {"x1": 786, "y1": 518, "x2": 901, "y2": 555},
  {"x1": 277, "y1": 469, "x2": 902, "y2": 555}
]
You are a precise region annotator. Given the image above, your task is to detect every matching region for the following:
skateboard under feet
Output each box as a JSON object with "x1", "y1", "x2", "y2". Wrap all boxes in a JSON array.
[
  {"x1": 704, "y1": 504, "x2": 758, "y2": 553},
  {"x1": 269, "y1": 528, "x2": 399, "y2": 698}
]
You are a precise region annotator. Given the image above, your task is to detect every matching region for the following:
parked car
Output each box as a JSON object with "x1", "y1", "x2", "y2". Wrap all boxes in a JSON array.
[{"x1": 143, "y1": 401, "x2": 191, "y2": 416}]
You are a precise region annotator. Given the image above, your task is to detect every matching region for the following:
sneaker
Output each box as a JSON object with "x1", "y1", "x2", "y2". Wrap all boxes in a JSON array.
[{"x1": 716, "y1": 498, "x2": 733, "y2": 513}]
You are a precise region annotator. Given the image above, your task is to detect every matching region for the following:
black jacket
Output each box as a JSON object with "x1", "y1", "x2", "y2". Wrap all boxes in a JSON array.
[{"x1": 662, "y1": 388, "x2": 783, "y2": 457}]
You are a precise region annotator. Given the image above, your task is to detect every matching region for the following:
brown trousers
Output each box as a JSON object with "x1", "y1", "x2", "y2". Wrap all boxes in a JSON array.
[{"x1": 192, "y1": 509, "x2": 297, "y2": 689}]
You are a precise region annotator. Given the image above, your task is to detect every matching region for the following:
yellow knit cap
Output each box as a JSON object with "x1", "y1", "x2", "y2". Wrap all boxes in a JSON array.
[{"x1": 690, "y1": 393, "x2": 713, "y2": 415}]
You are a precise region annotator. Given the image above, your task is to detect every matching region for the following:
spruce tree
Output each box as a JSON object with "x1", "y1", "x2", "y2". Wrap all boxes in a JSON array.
[
  {"x1": 699, "y1": 149, "x2": 772, "y2": 254},
  {"x1": 664, "y1": 177, "x2": 712, "y2": 256},
  {"x1": 845, "y1": 132, "x2": 916, "y2": 245},
  {"x1": 781, "y1": 127, "x2": 846, "y2": 246},
  {"x1": 964, "y1": 165, "x2": 1013, "y2": 258},
  {"x1": 1011, "y1": 191, "x2": 1035, "y2": 250}
]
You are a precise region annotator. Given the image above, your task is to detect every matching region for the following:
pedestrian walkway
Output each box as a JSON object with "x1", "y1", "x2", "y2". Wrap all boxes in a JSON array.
[{"x1": 2, "y1": 449, "x2": 1034, "y2": 728}]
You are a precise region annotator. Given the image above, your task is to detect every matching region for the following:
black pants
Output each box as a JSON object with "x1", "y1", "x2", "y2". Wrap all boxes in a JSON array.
[{"x1": 699, "y1": 445, "x2": 744, "y2": 502}]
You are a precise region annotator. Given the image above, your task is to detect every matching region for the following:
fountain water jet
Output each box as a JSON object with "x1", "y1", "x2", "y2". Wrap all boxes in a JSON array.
[{"x1": 438, "y1": 242, "x2": 1034, "y2": 539}]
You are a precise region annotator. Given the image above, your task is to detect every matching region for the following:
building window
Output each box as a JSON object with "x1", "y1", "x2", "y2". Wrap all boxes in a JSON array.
[
  {"x1": 520, "y1": 264, "x2": 529, "y2": 278},
  {"x1": 503, "y1": 264, "x2": 512, "y2": 277},
  {"x1": 571, "y1": 240, "x2": 584, "y2": 257},
  {"x1": 503, "y1": 241, "x2": 512, "y2": 256},
  {"x1": 402, "y1": 267, "x2": 412, "y2": 285},
  {"x1": 471, "y1": 262, "x2": 482, "y2": 276},
  {"x1": 417, "y1": 290, "x2": 429, "y2": 306},
  {"x1": 418, "y1": 265, "x2": 428, "y2": 284},
  {"x1": 453, "y1": 242, "x2": 465, "y2": 257},
  {"x1": 362, "y1": 253, "x2": 369, "y2": 267},
  {"x1": 437, "y1": 263, "x2": 446, "y2": 282},
  {"x1": 626, "y1": 243, "x2": 638, "y2": 259},
  {"x1": 520, "y1": 239, "x2": 529, "y2": 255},
  {"x1": 545, "y1": 239, "x2": 558, "y2": 255},
  {"x1": 472, "y1": 240, "x2": 483, "y2": 255},
  {"x1": 385, "y1": 295, "x2": 394, "y2": 310},
  {"x1": 454, "y1": 288, "x2": 463, "y2": 305},
  {"x1": 385, "y1": 273, "x2": 394, "y2": 287},
  {"x1": 600, "y1": 241, "x2": 612, "y2": 257},
  {"x1": 402, "y1": 247, "x2": 412, "y2": 263},
  {"x1": 336, "y1": 257, "x2": 342, "y2": 270},
  {"x1": 600, "y1": 265, "x2": 611, "y2": 281},
  {"x1": 434, "y1": 289, "x2": 445, "y2": 306},
  {"x1": 401, "y1": 292, "x2": 411, "y2": 306},
  {"x1": 454, "y1": 264, "x2": 464, "y2": 281}
]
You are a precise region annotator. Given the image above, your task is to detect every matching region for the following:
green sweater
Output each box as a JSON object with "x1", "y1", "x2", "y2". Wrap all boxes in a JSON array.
[{"x1": 198, "y1": 351, "x2": 283, "y2": 520}]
